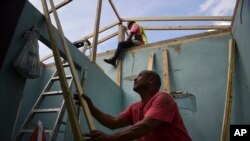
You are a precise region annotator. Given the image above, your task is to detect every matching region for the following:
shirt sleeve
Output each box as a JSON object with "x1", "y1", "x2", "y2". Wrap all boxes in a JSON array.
[
  {"x1": 119, "y1": 104, "x2": 134, "y2": 125},
  {"x1": 145, "y1": 93, "x2": 178, "y2": 123},
  {"x1": 130, "y1": 24, "x2": 140, "y2": 34}
]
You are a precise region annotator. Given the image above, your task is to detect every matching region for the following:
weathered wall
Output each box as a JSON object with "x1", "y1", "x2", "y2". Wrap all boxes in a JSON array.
[
  {"x1": 0, "y1": 1, "x2": 123, "y2": 140},
  {"x1": 231, "y1": 0, "x2": 250, "y2": 124},
  {"x1": 97, "y1": 32, "x2": 232, "y2": 141}
]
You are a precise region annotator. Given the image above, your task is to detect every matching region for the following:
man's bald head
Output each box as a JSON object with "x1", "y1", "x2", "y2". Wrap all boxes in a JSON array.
[{"x1": 145, "y1": 70, "x2": 161, "y2": 90}]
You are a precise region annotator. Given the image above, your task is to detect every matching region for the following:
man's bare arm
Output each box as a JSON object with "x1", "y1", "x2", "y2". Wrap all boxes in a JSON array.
[
  {"x1": 110, "y1": 117, "x2": 162, "y2": 141},
  {"x1": 74, "y1": 94, "x2": 130, "y2": 130}
]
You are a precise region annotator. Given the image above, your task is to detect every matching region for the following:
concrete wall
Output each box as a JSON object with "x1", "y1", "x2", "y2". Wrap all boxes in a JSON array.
[
  {"x1": 231, "y1": 0, "x2": 250, "y2": 124},
  {"x1": 0, "y1": 1, "x2": 123, "y2": 140},
  {"x1": 97, "y1": 32, "x2": 232, "y2": 141}
]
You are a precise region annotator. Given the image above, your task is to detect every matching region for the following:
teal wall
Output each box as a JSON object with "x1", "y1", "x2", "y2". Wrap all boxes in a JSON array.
[
  {"x1": 14, "y1": 67, "x2": 55, "y2": 141},
  {"x1": 97, "y1": 33, "x2": 232, "y2": 141},
  {"x1": 0, "y1": 1, "x2": 123, "y2": 141},
  {"x1": 232, "y1": 0, "x2": 250, "y2": 124},
  {"x1": 1, "y1": 0, "x2": 250, "y2": 141}
]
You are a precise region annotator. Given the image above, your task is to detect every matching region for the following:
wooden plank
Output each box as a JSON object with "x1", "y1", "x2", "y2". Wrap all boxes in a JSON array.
[
  {"x1": 116, "y1": 60, "x2": 122, "y2": 86},
  {"x1": 116, "y1": 24, "x2": 125, "y2": 86},
  {"x1": 41, "y1": 53, "x2": 53, "y2": 62},
  {"x1": 230, "y1": 0, "x2": 241, "y2": 29},
  {"x1": 147, "y1": 52, "x2": 154, "y2": 70},
  {"x1": 74, "y1": 21, "x2": 119, "y2": 43},
  {"x1": 48, "y1": 0, "x2": 96, "y2": 132},
  {"x1": 48, "y1": 0, "x2": 72, "y2": 13},
  {"x1": 220, "y1": 39, "x2": 236, "y2": 141},
  {"x1": 122, "y1": 16, "x2": 232, "y2": 22},
  {"x1": 96, "y1": 29, "x2": 230, "y2": 58},
  {"x1": 91, "y1": 0, "x2": 102, "y2": 62},
  {"x1": 108, "y1": 0, "x2": 122, "y2": 21},
  {"x1": 41, "y1": 0, "x2": 84, "y2": 140},
  {"x1": 143, "y1": 25, "x2": 230, "y2": 30},
  {"x1": 162, "y1": 49, "x2": 170, "y2": 93}
]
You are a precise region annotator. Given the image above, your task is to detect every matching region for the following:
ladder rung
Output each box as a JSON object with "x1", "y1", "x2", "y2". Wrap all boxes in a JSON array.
[
  {"x1": 32, "y1": 108, "x2": 61, "y2": 113},
  {"x1": 63, "y1": 63, "x2": 69, "y2": 67},
  {"x1": 51, "y1": 75, "x2": 72, "y2": 81},
  {"x1": 21, "y1": 129, "x2": 53, "y2": 134},
  {"x1": 42, "y1": 91, "x2": 63, "y2": 96}
]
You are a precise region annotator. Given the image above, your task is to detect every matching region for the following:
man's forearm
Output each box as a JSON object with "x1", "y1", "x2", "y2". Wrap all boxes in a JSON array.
[
  {"x1": 111, "y1": 122, "x2": 152, "y2": 141},
  {"x1": 89, "y1": 104, "x2": 118, "y2": 129}
]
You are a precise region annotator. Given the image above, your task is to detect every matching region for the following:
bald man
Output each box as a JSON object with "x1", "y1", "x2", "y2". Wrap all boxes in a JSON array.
[{"x1": 74, "y1": 70, "x2": 191, "y2": 141}]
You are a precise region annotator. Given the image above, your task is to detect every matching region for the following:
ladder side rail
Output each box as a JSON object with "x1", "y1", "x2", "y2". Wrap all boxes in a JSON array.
[
  {"x1": 41, "y1": 0, "x2": 83, "y2": 141},
  {"x1": 48, "y1": 0, "x2": 95, "y2": 130},
  {"x1": 15, "y1": 70, "x2": 58, "y2": 141},
  {"x1": 51, "y1": 75, "x2": 74, "y2": 140}
]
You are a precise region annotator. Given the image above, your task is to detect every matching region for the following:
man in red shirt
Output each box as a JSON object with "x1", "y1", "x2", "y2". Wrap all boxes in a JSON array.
[
  {"x1": 74, "y1": 70, "x2": 192, "y2": 141},
  {"x1": 104, "y1": 21, "x2": 147, "y2": 67}
]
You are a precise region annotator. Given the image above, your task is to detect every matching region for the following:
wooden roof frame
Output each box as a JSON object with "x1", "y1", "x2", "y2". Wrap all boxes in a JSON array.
[{"x1": 41, "y1": 0, "x2": 239, "y2": 64}]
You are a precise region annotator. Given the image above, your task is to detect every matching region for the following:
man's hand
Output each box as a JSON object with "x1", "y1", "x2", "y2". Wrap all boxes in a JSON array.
[
  {"x1": 74, "y1": 94, "x2": 93, "y2": 107},
  {"x1": 83, "y1": 130, "x2": 114, "y2": 141}
]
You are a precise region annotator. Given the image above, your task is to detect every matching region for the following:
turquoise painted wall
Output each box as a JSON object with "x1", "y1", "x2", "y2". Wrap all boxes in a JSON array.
[
  {"x1": 96, "y1": 2, "x2": 250, "y2": 139},
  {"x1": 0, "y1": 1, "x2": 123, "y2": 140},
  {"x1": 1, "y1": 0, "x2": 249, "y2": 140},
  {"x1": 0, "y1": 0, "x2": 41, "y2": 139},
  {"x1": 232, "y1": 0, "x2": 250, "y2": 124},
  {"x1": 97, "y1": 33, "x2": 232, "y2": 141},
  {"x1": 14, "y1": 67, "x2": 55, "y2": 141}
]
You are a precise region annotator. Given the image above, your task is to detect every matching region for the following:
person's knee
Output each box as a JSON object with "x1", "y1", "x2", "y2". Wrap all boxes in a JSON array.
[{"x1": 118, "y1": 41, "x2": 128, "y2": 48}]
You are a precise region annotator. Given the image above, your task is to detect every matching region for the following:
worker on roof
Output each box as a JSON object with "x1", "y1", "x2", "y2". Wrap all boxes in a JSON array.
[
  {"x1": 74, "y1": 70, "x2": 192, "y2": 141},
  {"x1": 104, "y1": 21, "x2": 148, "y2": 66}
]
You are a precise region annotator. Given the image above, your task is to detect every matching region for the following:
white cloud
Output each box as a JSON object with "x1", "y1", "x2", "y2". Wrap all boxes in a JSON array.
[
  {"x1": 199, "y1": 0, "x2": 217, "y2": 13},
  {"x1": 199, "y1": 0, "x2": 236, "y2": 16}
]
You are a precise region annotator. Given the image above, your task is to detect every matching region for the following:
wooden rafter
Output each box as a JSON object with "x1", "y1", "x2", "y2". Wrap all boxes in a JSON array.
[
  {"x1": 147, "y1": 52, "x2": 155, "y2": 71},
  {"x1": 220, "y1": 39, "x2": 236, "y2": 141},
  {"x1": 162, "y1": 49, "x2": 170, "y2": 93},
  {"x1": 122, "y1": 16, "x2": 232, "y2": 22}
]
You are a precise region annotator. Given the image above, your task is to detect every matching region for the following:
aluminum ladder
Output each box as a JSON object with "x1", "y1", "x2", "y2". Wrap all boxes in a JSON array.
[{"x1": 15, "y1": 63, "x2": 73, "y2": 141}]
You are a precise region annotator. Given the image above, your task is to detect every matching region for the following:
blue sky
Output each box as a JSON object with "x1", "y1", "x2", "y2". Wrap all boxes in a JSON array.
[{"x1": 29, "y1": 0, "x2": 236, "y2": 60}]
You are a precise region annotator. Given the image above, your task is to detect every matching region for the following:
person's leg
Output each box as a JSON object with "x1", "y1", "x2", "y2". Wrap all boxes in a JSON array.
[{"x1": 104, "y1": 41, "x2": 134, "y2": 66}]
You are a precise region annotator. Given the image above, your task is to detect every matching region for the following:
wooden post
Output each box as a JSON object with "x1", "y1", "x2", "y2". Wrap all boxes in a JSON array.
[
  {"x1": 48, "y1": 0, "x2": 96, "y2": 133},
  {"x1": 147, "y1": 52, "x2": 154, "y2": 70},
  {"x1": 91, "y1": 0, "x2": 102, "y2": 62},
  {"x1": 162, "y1": 49, "x2": 170, "y2": 93},
  {"x1": 41, "y1": 0, "x2": 84, "y2": 140},
  {"x1": 116, "y1": 24, "x2": 125, "y2": 86},
  {"x1": 220, "y1": 39, "x2": 236, "y2": 141}
]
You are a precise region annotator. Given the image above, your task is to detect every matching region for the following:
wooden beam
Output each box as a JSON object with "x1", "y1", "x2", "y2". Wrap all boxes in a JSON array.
[
  {"x1": 230, "y1": 0, "x2": 241, "y2": 31},
  {"x1": 40, "y1": 53, "x2": 53, "y2": 62},
  {"x1": 116, "y1": 24, "x2": 125, "y2": 86},
  {"x1": 220, "y1": 39, "x2": 236, "y2": 141},
  {"x1": 91, "y1": 0, "x2": 102, "y2": 62},
  {"x1": 49, "y1": 0, "x2": 96, "y2": 131},
  {"x1": 147, "y1": 52, "x2": 154, "y2": 70},
  {"x1": 97, "y1": 31, "x2": 118, "y2": 44},
  {"x1": 143, "y1": 25, "x2": 230, "y2": 30},
  {"x1": 42, "y1": 32, "x2": 118, "y2": 63},
  {"x1": 42, "y1": 0, "x2": 84, "y2": 140},
  {"x1": 48, "y1": 0, "x2": 72, "y2": 13},
  {"x1": 74, "y1": 21, "x2": 119, "y2": 43},
  {"x1": 108, "y1": 0, "x2": 122, "y2": 22},
  {"x1": 122, "y1": 16, "x2": 232, "y2": 22},
  {"x1": 162, "y1": 49, "x2": 170, "y2": 93},
  {"x1": 116, "y1": 59, "x2": 122, "y2": 86}
]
